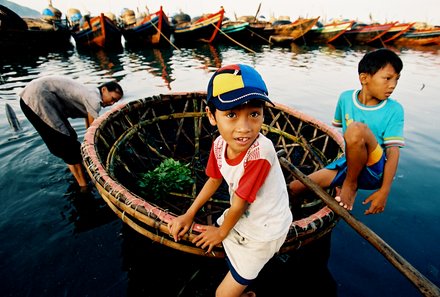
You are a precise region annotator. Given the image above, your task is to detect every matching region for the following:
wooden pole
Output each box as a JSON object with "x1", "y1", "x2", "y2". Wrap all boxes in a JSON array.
[
  {"x1": 278, "y1": 154, "x2": 440, "y2": 297},
  {"x1": 253, "y1": 3, "x2": 262, "y2": 22}
]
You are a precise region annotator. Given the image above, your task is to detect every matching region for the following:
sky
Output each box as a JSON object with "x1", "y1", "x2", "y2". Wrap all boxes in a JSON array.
[{"x1": 9, "y1": 0, "x2": 440, "y2": 25}]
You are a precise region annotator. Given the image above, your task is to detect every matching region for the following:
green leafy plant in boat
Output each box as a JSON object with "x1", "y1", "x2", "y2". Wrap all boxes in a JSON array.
[{"x1": 138, "y1": 158, "x2": 194, "y2": 201}]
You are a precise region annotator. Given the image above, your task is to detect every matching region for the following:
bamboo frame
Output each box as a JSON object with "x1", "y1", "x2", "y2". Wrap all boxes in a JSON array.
[{"x1": 82, "y1": 92, "x2": 344, "y2": 258}]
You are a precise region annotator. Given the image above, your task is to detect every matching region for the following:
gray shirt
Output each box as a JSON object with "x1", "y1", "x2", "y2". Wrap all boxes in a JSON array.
[{"x1": 19, "y1": 76, "x2": 102, "y2": 136}]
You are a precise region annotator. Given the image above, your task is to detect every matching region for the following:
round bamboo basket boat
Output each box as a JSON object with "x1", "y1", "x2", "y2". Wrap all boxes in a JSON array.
[{"x1": 82, "y1": 92, "x2": 344, "y2": 258}]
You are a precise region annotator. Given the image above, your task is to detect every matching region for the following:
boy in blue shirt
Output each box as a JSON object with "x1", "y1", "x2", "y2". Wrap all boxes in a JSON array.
[{"x1": 290, "y1": 48, "x2": 404, "y2": 215}]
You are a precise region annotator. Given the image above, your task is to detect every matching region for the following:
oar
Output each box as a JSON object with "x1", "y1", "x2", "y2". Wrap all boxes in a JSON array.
[{"x1": 277, "y1": 151, "x2": 440, "y2": 297}]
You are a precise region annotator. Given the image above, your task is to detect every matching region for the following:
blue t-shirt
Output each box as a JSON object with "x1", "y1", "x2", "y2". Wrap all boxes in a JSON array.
[{"x1": 332, "y1": 89, "x2": 405, "y2": 148}]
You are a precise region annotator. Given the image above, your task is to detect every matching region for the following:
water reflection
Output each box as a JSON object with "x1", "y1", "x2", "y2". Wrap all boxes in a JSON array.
[
  {"x1": 272, "y1": 41, "x2": 440, "y2": 58},
  {"x1": 76, "y1": 49, "x2": 125, "y2": 76},
  {"x1": 178, "y1": 44, "x2": 224, "y2": 71},
  {"x1": 251, "y1": 233, "x2": 337, "y2": 297},
  {"x1": 121, "y1": 225, "x2": 226, "y2": 297},
  {"x1": 61, "y1": 184, "x2": 117, "y2": 234},
  {"x1": 389, "y1": 44, "x2": 440, "y2": 55},
  {"x1": 124, "y1": 47, "x2": 175, "y2": 89},
  {"x1": 0, "y1": 40, "x2": 74, "y2": 59},
  {"x1": 121, "y1": 224, "x2": 337, "y2": 297}
]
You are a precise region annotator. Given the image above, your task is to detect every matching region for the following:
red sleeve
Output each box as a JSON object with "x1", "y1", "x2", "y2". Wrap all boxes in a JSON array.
[
  {"x1": 235, "y1": 159, "x2": 271, "y2": 203},
  {"x1": 205, "y1": 145, "x2": 222, "y2": 179}
]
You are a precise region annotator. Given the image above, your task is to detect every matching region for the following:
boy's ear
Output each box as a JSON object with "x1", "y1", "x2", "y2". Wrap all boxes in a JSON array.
[
  {"x1": 205, "y1": 106, "x2": 217, "y2": 126},
  {"x1": 359, "y1": 73, "x2": 368, "y2": 85}
]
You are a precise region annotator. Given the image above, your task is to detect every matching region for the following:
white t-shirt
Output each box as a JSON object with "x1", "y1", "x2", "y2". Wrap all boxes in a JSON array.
[
  {"x1": 19, "y1": 76, "x2": 101, "y2": 136},
  {"x1": 206, "y1": 133, "x2": 292, "y2": 241}
]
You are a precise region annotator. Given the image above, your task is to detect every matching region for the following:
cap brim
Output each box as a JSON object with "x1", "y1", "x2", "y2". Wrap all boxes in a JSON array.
[{"x1": 210, "y1": 87, "x2": 274, "y2": 111}]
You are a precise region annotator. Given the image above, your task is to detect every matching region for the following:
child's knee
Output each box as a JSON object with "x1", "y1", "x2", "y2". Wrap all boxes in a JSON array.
[
  {"x1": 289, "y1": 180, "x2": 302, "y2": 194},
  {"x1": 345, "y1": 121, "x2": 368, "y2": 135},
  {"x1": 344, "y1": 122, "x2": 369, "y2": 143},
  {"x1": 345, "y1": 122, "x2": 377, "y2": 149}
]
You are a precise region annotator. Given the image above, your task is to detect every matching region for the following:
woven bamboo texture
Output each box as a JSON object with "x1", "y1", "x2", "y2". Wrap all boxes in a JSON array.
[{"x1": 82, "y1": 92, "x2": 344, "y2": 258}]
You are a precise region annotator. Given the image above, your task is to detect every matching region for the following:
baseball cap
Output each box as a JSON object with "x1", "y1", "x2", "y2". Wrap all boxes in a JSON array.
[{"x1": 206, "y1": 64, "x2": 274, "y2": 111}]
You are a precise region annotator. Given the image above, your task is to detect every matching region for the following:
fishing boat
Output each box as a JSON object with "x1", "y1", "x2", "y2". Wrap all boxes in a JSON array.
[
  {"x1": 381, "y1": 22, "x2": 415, "y2": 44},
  {"x1": 81, "y1": 92, "x2": 344, "y2": 258},
  {"x1": 249, "y1": 22, "x2": 275, "y2": 44},
  {"x1": 70, "y1": 12, "x2": 122, "y2": 50},
  {"x1": 236, "y1": 15, "x2": 275, "y2": 42},
  {"x1": 119, "y1": 6, "x2": 172, "y2": 47},
  {"x1": 235, "y1": 18, "x2": 274, "y2": 44},
  {"x1": 269, "y1": 17, "x2": 320, "y2": 45},
  {"x1": 235, "y1": 2, "x2": 275, "y2": 44},
  {"x1": 216, "y1": 20, "x2": 251, "y2": 44},
  {"x1": 392, "y1": 27, "x2": 440, "y2": 46},
  {"x1": 340, "y1": 22, "x2": 396, "y2": 46},
  {"x1": 172, "y1": 7, "x2": 225, "y2": 44},
  {"x1": 0, "y1": 4, "x2": 72, "y2": 54},
  {"x1": 300, "y1": 20, "x2": 354, "y2": 44}
]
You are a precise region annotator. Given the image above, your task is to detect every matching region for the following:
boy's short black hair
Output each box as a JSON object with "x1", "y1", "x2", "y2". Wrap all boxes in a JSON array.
[
  {"x1": 99, "y1": 81, "x2": 124, "y2": 97},
  {"x1": 207, "y1": 98, "x2": 266, "y2": 117},
  {"x1": 358, "y1": 48, "x2": 403, "y2": 75}
]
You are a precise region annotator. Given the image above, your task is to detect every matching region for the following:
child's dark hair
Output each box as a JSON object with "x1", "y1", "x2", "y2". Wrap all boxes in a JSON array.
[
  {"x1": 99, "y1": 81, "x2": 124, "y2": 97},
  {"x1": 207, "y1": 99, "x2": 266, "y2": 116},
  {"x1": 358, "y1": 48, "x2": 403, "y2": 75}
]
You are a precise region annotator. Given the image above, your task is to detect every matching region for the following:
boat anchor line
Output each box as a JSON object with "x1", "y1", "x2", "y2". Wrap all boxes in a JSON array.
[
  {"x1": 148, "y1": 18, "x2": 180, "y2": 51},
  {"x1": 212, "y1": 23, "x2": 256, "y2": 54},
  {"x1": 277, "y1": 150, "x2": 440, "y2": 297},
  {"x1": 246, "y1": 28, "x2": 272, "y2": 45}
]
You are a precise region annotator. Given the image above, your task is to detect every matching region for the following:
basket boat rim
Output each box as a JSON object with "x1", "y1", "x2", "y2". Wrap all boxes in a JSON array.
[{"x1": 81, "y1": 92, "x2": 344, "y2": 257}]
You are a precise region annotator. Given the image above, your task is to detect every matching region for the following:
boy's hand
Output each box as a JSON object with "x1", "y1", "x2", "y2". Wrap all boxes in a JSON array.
[
  {"x1": 192, "y1": 225, "x2": 225, "y2": 254},
  {"x1": 168, "y1": 214, "x2": 193, "y2": 242},
  {"x1": 363, "y1": 189, "x2": 388, "y2": 215}
]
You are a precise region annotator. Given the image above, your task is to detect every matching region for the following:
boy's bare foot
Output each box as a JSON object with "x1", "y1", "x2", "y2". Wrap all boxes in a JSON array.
[
  {"x1": 335, "y1": 183, "x2": 357, "y2": 210},
  {"x1": 241, "y1": 291, "x2": 256, "y2": 297},
  {"x1": 335, "y1": 186, "x2": 341, "y2": 197}
]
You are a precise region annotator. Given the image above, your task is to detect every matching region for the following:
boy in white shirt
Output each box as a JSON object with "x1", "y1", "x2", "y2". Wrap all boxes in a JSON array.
[{"x1": 169, "y1": 64, "x2": 292, "y2": 297}]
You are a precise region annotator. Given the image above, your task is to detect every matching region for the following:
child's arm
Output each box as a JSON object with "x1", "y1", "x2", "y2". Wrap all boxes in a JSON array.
[
  {"x1": 85, "y1": 113, "x2": 95, "y2": 128},
  {"x1": 193, "y1": 193, "x2": 248, "y2": 253},
  {"x1": 168, "y1": 177, "x2": 222, "y2": 241},
  {"x1": 363, "y1": 146, "x2": 400, "y2": 215}
]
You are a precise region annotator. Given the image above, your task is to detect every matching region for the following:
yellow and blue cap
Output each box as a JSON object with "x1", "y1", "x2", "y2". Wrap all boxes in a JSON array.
[{"x1": 207, "y1": 64, "x2": 273, "y2": 111}]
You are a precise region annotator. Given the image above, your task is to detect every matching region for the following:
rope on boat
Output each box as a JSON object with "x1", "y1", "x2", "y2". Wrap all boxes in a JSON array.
[
  {"x1": 211, "y1": 23, "x2": 256, "y2": 54},
  {"x1": 343, "y1": 34, "x2": 352, "y2": 47},
  {"x1": 148, "y1": 18, "x2": 180, "y2": 51},
  {"x1": 246, "y1": 28, "x2": 272, "y2": 44}
]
